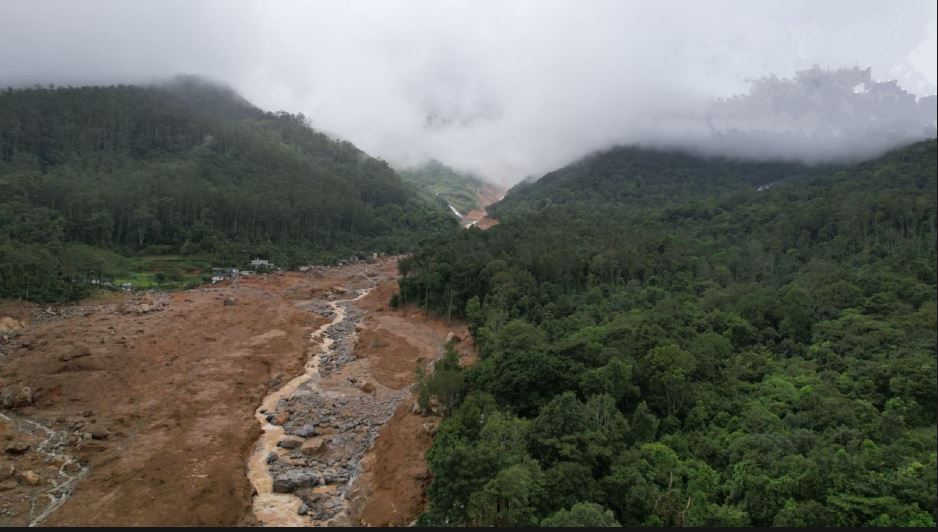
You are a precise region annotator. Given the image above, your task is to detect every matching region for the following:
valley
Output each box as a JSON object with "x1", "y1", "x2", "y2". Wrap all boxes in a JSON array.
[{"x1": 0, "y1": 69, "x2": 934, "y2": 527}]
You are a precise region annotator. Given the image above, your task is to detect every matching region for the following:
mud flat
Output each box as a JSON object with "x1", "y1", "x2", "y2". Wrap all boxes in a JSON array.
[{"x1": 1, "y1": 256, "x2": 468, "y2": 526}]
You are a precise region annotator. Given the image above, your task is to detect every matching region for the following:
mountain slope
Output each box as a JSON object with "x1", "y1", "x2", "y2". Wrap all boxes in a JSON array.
[
  {"x1": 0, "y1": 81, "x2": 455, "y2": 301},
  {"x1": 489, "y1": 145, "x2": 837, "y2": 221},
  {"x1": 398, "y1": 140, "x2": 937, "y2": 527},
  {"x1": 398, "y1": 159, "x2": 502, "y2": 218}
]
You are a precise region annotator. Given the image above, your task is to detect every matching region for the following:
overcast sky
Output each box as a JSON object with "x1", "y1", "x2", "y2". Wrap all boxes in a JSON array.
[{"x1": 1, "y1": 0, "x2": 936, "y2": 184}]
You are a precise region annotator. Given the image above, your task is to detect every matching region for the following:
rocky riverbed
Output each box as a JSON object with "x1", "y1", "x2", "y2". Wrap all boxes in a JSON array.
[{"x1": 248, "y1": 286, "x2": 413, "y2": 526}]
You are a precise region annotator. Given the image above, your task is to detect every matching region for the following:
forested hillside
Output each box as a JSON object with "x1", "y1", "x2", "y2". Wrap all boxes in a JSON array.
[
  {"x1": 490, "y1": 146, "x2": 837, "y2": 221},
  {"x1": 0, "y1": 79, "x2": 455, "y2": 301},
  {"x1": 399, "y1": 140, "x2": 937, "y2": 526}
]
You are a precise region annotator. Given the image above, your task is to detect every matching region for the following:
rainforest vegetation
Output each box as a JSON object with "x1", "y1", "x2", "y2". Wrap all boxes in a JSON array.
[{"x1": 400, "y1": 140, "x2": 938, "y2": 527}]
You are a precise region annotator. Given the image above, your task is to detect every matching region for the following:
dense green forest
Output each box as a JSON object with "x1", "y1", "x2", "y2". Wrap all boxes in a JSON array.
[
  {"x1": 399, "y1": 159, "x2": 495, "y2": 215},
  {"x1": 400, "y1": 140, "x2": 938, "y2": 526},
  {"x1": 0, "y1": 78, "x2": 455, "y2": 301}
]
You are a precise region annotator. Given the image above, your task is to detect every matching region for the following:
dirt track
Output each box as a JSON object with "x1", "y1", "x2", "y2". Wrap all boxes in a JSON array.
[{"x1": 0, "y1": 257, "x2": 467, "y2": 526}]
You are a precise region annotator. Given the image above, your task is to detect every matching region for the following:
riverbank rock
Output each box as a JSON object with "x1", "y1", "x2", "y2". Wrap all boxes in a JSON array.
[
  {"x1": 272, "y1": 470, "x2": 319, "y2": 493},
  {"x1": 278, "y1": 436, "x2": 304, "y2": 449},
  {"x1": 273, "y1": 411, "x2": 290, "y2": 425}
]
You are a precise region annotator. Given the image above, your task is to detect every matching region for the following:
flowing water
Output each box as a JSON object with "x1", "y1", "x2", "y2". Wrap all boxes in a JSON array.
[{"x1": 246, "y1": 288, "x2": 371, "y2": 527}]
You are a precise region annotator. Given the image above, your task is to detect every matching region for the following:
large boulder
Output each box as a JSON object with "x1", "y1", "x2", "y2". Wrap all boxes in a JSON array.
[
  {"x1": 1, "y1": 384, "x2": 33, "y2": 409},
  {"x1": 0, "y1": 316, "x2": 25, "y2": 333},
  {"x1": 4, "y1": 441, "x2": 30, "y2": 454},
  {"x1": 0, "y1": 461, "x2": 15, "y2": 481},
  {"x1": 18, "y1": 470, "x2": 40, "y2": 486},
  {"x1": 300, "y1": 438, "x2": 327, "y2": 457},
  {"x1": 86, "y1": 426, "x2": 109, "y2": 440},
  {"x1": 295, "y1": 424, "x2": 317, "y2": 437},
  {"x1": 272, "y1": 470, "x2": 320, "y2": 493}
]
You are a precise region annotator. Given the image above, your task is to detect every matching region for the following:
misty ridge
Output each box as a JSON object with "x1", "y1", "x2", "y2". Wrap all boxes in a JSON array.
[
  {"x1": 695, "y1": 66, "x2": 937, "y2": 163},
  {"x1": 181, "y1": 64, "x2": 937, "y2": 180},
  {"x1": 140, "y1": 65, "x2": 937, "y2": 184}
]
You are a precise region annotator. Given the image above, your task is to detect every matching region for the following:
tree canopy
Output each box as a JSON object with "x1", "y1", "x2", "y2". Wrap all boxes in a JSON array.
[
  {"x1": 404, "y1": 140, "x2": 937, "y2": 527},
  {"x1": 0, "y1": 81, "x2": 455, "y2": 301}
]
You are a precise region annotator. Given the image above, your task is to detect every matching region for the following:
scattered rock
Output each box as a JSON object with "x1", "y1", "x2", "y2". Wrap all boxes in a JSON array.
[
  {"x1": 295, "y1": 424, "x2": 318, "y2": 438},
  {"x1": 223, "y1": 296, "x2": 237, "y2": 306},
  {"x1": 266, "y1": 452, "x2": 279, "y2": 464},
  {"x1": 4, "y1": 441, "x2": 30, "y2": 454},
  {"x1": 87, "y1": 426, "x2": 109, "y2": 440},
  {"x1": 0, "y1": 479, "x2": 18, "y2": 491},
  {"x1": 360, "y1": 382, "x2": 376, "y2": 394},
  {"x1": 277, "y1": 436, "x2": 304, "y2": 449},
  {"x1": 300, "y1": 438, "x2": 327, "y2": 457},
  {"x1": 445, "y1": 331, "x2": 461, "y2": 344},
  {"x1": 297, "y1": 503, "x2": 309, "y2": 516},
  {"x1": 1, "y1": 384, "x2": 33, "y2": 408},
  {"x1": 273, "y1": 411, "x2": 290, "y2": 425},
  {"x1": 422, "y1": 422, "x2": 438, "y2": 436}
]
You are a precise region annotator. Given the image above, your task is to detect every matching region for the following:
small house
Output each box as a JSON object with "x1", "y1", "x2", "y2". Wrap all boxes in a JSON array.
[
  {"x1": 250, "y1": 258, "x2": 273, "y2": 270},
  {"x1": 210, "y1": 267, "x2": 239, "y2": 284}
]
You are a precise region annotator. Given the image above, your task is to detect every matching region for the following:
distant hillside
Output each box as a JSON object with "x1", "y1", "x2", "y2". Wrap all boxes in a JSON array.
[
  {"x1": 490, "y1": 145, "x2": 838, "y2": 222},
  {"x1": 0, "y1": 80, "x2": 455, "y2": 301},
  {"x1": 398, "y1": 160, "x2": 502, "y2": 218}
]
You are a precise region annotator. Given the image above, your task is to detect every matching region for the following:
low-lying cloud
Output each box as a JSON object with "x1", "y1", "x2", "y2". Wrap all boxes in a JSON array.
[{"x1": 1, "y1": 0, "x2": 935, "y2": 184}]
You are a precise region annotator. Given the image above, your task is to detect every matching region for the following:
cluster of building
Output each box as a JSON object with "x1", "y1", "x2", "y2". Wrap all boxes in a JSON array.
[{"x1": 210, "y1": 258, "x2": 275, "y2": 284}]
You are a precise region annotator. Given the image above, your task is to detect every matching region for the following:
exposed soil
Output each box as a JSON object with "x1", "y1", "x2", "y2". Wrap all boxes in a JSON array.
[
  {"x1": 461, "y1": 184, "x2": 504, "y2": 229},
  {"x1": 347, "y1": 400, "x2": 440, "y2": 526},
  {"x1": 0, "y1": 256, "x2": 465, "y2": 526}
]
